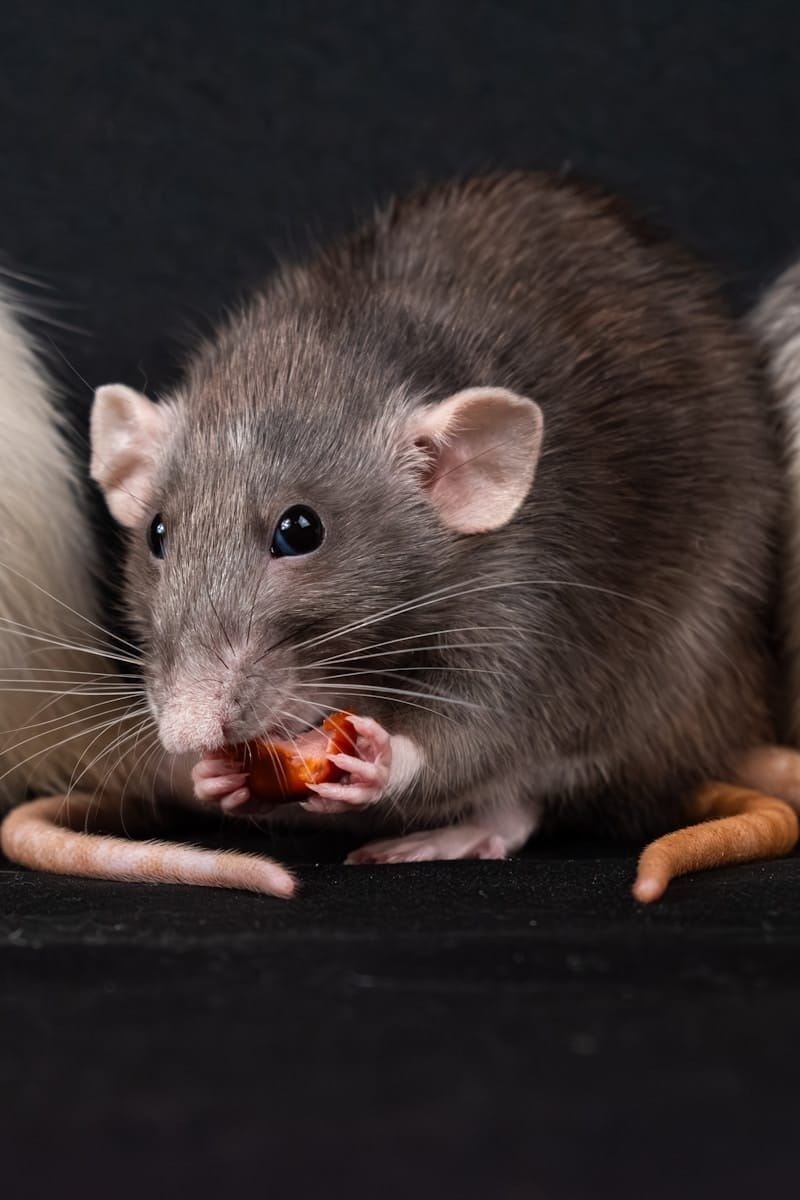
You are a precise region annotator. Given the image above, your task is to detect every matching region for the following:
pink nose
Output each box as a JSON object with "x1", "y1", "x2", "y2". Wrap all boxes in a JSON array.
[{"x1": 159, "y1": 700, "x2": 228, "y2": 754}]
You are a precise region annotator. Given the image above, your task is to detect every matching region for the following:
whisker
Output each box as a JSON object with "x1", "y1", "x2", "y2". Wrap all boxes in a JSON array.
[
  {"x1": 0, "y1": 595, "x2": 122, "y2": 656},
  {"x1": 292, "y1": 578, "x2": 494, "y2": 655},
  {"x1": 205, "y1": 584, "x2": 235, "y2": 657},
  {"x1": 301, "y1": 627, "x2": 611, "y2": 673},
  {"x1": 0, "y1": 663, "x2": 142, "y2": 730},
  {"x1": 0, "y1": 687, "x2": 147, "y2": 696},
  {"x1": 0, "y1": 693, "x2": 143, "y2": 737},
  {"x1": 0, "y1": 680, "x2": 143, "y2": 694},
  {"x1": 0, "y1": 704, "x2": 151, "y2": 784},
  {"x1": 294, "y1": 680, "x2": 491, "y2": 712},
  {"x1": 244, "y1": 696, "x2": 290, "y2": 794},
  {"x1": 70, "y1": 711, "x2": 155, "y2": 799},
  {"x1": 67, "y1": 702, "x2": 150, "y2": 796},
  {"x1": 0, "y1": 621, "x2": 142, "y2": 666},
  {"x1": 310, "y1": 665, "x2": 508, "y2": 681},
  {"x1": 251, "y1": 620, "x2": 318, "y2": 666},
  {"x1": 198, "y1": 636, "x2": 228, "y2": 671},
  {"x1": 291, "y1": 684, "x2": 460, "y2": 724},
  {"x1": 292, "y1": 574, "x2": 670, "y2": 660},
  {"x1": 115, "y1": 726, "x2": 164, "y2": 826},
  {"x1": 277, "y1": 700, "x2": 360, "y2": 760},
  {"x1": 139, "y1": 740, "x2": 171, "y2": 821},
  {"x1": 300, "y1": 625, "x2": 520, "y2": 668},
  {"x1": 275, "y1": 711, "x2": 314, "y2": 781},
  {"x1": 0, "y1": 666, "x2": 142, "y2": 678},
  {"x1": 246, "y1": 578, "x2": 259, "y2": 648},
  {"x1": 0, "y1": 696, "x2": 145, "y2": 756},
  {"x1": 0, "y1": 557, "x2": 142, "y2": 654}
]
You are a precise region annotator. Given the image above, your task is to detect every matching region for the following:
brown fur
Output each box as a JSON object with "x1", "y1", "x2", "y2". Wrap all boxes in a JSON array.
[
  {"x1": 1, "y1": 172, "x2": 790, "y2": 895},
  {"x1": 130, "y1": 172, "x2": 780, "y2": 836}
]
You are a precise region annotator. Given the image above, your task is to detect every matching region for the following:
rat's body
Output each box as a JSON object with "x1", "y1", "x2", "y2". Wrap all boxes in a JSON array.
[
  {"x1": 94, "y1": 172, "x2": 783, "y2": 842},
  {"x1": 4, "y1": 173, "x2": 799, "y2": 898},
  {"x1": 0, "y1": 284, "x2": 122, "y2": 806}
]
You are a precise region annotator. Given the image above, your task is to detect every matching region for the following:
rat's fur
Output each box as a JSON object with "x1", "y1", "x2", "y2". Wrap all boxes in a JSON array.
[
  {"x1": 118, "y1": 173, "x2": 780, "y2": 840},
  {"x1": 0, "y1": 286, "x2": 118, "y2": 805},
  {"x1": 2, "y1": 173, "x2": 792, "y2": 897},
  {"x1": 750, "y1": 260, "x2": 800, "y2": 744}
]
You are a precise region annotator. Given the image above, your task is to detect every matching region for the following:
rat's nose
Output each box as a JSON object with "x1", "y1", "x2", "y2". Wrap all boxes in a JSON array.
[{"x1": 159, "y1": 695, "x2": 229, "y2": 754}]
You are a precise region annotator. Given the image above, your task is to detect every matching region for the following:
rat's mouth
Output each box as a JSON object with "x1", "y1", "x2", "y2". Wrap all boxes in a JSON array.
[{"x1": 243, "y1": 711, "x2": 332, "y2": 758}]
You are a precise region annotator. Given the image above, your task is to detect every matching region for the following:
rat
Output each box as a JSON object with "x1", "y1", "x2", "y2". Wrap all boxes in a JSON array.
[
  {"x1": 4, "y1": 171, "x2": 800, "y2": 900},
  {"x1": 0, "y1": 281, "x2": 123, "y2": 807}
]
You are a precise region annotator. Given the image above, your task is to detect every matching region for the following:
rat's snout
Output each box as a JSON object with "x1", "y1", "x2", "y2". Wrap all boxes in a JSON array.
[
  {"x1": 154, "y1": 645, "x2": 251, "y2": 754},
  {"x1": 157, "y1": 685, "x2": 236, "y2": 754},
  {"x1": 151, "y1": 638, "x2": 288, "y2": 755}
]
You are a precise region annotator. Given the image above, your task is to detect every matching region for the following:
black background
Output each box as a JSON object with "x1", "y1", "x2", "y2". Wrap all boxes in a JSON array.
[{"x1": 2, "y1": 2, "x2": 800, "y2": 1197}]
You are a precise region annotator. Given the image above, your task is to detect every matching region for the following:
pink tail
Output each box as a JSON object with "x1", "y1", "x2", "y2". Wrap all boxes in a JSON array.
[{"x1": 0, "y1": 792, "x2": 296, "y2": 898}]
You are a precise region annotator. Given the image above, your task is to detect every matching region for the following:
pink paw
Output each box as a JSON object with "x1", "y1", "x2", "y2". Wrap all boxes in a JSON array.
[
  {"x1": 301, "y1": 714, "x2": 392, "y2": 815},
  {"x1": 192, "y1": 752, "x2": 251, "y2": 812},
  {"x1": 346, "y1": 827, "x2": 508, "y2": 865}
]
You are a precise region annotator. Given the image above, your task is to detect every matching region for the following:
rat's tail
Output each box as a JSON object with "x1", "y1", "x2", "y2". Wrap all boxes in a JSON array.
[
  {"x1": 633, "y1": 778, "x2": 799, "y2": 903},
  {"x1": 0, "y1": 792, "x2": 296, "y2": 898}
]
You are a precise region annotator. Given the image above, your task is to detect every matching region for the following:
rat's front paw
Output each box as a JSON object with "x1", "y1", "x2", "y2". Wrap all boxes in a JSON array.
[
  {"x1": 192, "y1": 752, "x2": 251, "y2": 812},
  {"x1": 301, "y1": 714, "x2": 392, "y2": 815}
]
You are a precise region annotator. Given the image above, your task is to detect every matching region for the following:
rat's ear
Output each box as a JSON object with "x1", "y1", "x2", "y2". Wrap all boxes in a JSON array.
[
  {"x1": 90, "y1": 384, "x2": 169, "y2": 527},
  {"x1": 408, "y1": 387, "x2": 543, "y2": 534}
]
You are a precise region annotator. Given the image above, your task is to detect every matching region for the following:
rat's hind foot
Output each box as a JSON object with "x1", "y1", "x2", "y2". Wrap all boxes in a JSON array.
[
  {"x1": 347, "y1": 826, "x2": 506, "y2": 864},
  {"x1": 301, "y1": 714, "x2": 392, "y2": 815},
  {"x1": 346, "y1": 803, "x2": 537, "y2": 865},
  {"x1": 633, "y1": 780, "x2": 799, "y2": 903}
]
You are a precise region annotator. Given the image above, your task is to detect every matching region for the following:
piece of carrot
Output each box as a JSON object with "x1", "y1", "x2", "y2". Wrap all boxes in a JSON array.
[{"x1": 244, "y1": 711, "x2": 356, "y2": 803}]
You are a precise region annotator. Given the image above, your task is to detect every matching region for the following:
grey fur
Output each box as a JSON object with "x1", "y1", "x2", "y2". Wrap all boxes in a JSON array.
[{"x1": 124, "y1": 173, "x2": 781, "y2": 840}]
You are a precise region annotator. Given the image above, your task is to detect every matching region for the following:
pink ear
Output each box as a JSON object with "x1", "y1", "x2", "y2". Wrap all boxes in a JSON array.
[
  {"x1": 409, "y1": 387, "x2": 543, "y2": 533},
  {"x1": 90, "y1": 384, "x2": 169, "y2": 527}
]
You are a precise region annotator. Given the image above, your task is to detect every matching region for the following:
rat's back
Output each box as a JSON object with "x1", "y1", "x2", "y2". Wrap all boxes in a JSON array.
[{"x1": 267, "y1": 173, "x2": 783, "y2": 830}]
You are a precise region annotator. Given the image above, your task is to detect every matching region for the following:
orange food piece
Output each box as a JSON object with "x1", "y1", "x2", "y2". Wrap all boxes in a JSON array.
[{"x1": 244, "y1": 711, "x2": 356, "y2": 803}]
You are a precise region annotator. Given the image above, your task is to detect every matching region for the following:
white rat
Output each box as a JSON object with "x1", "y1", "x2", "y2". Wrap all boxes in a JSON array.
[{"x1": 0, "y1": 282, "x2": 123, "y2": 807}]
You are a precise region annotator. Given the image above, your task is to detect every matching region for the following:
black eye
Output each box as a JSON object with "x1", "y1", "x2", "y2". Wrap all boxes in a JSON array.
[
  {"x1": 147, "y1": 513, "x2": 166, "y2": 559},
  {"x1": 271, "y1": 505, "x2": 324, "y2": 557}
]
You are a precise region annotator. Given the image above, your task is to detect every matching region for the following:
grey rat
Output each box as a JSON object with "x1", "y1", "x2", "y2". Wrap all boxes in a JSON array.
[{"x1": 5, "y1": 172, "x2": 800, "y2": 899}]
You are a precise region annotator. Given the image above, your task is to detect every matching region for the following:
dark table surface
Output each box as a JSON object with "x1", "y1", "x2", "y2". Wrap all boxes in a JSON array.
[
  {"x1": 3, "y1": 1, "x2": 800, "y2": 1196},
  {"x1": 3, "y1": 838, "x2": 800, "y2": 1198}
]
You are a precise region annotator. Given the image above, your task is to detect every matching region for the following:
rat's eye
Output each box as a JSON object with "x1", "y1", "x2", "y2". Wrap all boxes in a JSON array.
[
  {"x1": 271, "y1": 505, "x2": 324, "y2": 557},
  {"x1": 147, "y1": 513, "x2": 166, "y2": 559}
]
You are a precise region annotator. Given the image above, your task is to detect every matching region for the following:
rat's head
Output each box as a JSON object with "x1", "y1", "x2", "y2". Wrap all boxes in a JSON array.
[{"x1": 90, "y1": 321, "x2": 542, "y2": 755}]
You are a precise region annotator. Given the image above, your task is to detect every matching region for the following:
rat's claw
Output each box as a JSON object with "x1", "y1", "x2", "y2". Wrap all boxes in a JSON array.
[
  {"x1": 348, "y1": 714, "x2": 392, "y2": 757},
  {"x1": 311, "y1": 715, "x2": 392, "y2": 812},
  {"x1": 192, "y1": 753, "x2": 251, "y2": 809},
  {"x1": 196, "y1": 773, "x2": 249, "y2": 800},
  {"x1": 192, "y1": 756, "x2": 245, "y2": 780},
  {"x1": 327, "y1": 753, "x2": 387, "y2": 789},
  {"x1": 302, "y1": 781, "x2": 381, "y2": 813}
]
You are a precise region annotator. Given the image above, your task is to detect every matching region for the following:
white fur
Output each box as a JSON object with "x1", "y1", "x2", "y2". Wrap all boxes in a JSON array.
[{"x1": 0, "y1": 287, "x2": 121, "y2": 806}]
